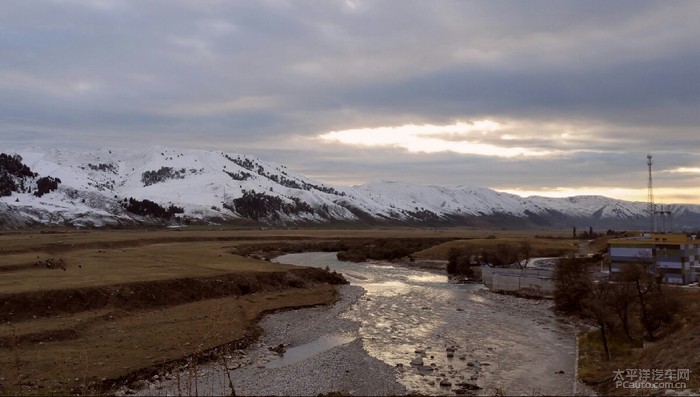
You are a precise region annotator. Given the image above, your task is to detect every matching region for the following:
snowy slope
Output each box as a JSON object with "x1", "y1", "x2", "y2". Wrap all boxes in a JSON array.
[
  {"x1": 354, "y1": 182, "x2": 531, "y2": 216},
  {"x1": 1, "y1": 147, "x2": 699, "y2": 229},
  {"x1": 1, "y1": 147, "x2": 359, "y2": 226}
]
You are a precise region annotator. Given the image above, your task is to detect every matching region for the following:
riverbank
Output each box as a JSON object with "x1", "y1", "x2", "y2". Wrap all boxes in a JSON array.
[
  {"x1": 0, "y1": 236, "x2": 346, "y2": 395},
  {"x1": 133, "y1": 251, "x2": 588, "y2": 396},
  {"x1": 224, "y1": 284, "x2": 404, "y2": 396},
  {"x1": 131, "y1": 284, "x2": 405, "y2": 396}
]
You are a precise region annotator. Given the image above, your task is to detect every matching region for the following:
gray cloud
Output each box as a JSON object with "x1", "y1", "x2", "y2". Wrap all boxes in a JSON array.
[{"x1": 1, "y1": 0, "x2": 699, "y2": 201}]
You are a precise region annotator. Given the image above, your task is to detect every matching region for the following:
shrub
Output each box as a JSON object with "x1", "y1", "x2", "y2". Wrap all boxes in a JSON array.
[
  {"x1": 336, "y1": 238, "x2": 451, "y2": 262},
  {"x1": 141, "y1": 167, "x2": 186, "y2": 187},
  {"x1": 34, "y1": 176, "x2": 61, "y2": 197},
  {"x1": 0, "y1": 153, "x2": 36, "y2": 196},
  {"x1": 231, "y1": 190, "x2": 313, "y2": 220},
  {"x1": 447, "y1": 247, "x2": 474, "y2": 276},
  {"x1": 123, "y1": 198, "x2": 184, "y2": 219}
]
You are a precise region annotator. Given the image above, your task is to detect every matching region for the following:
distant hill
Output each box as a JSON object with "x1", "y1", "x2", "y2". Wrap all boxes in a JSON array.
[{"x1": 1, "y1": 147, "x2": 699, "y2": 230}]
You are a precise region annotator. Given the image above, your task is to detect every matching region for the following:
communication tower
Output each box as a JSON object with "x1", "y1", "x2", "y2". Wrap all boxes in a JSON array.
[
  {"x1": 647, "y1": 154, "x2": 673, "y2": 233},
  {"x1": 647, "y1": 154, "x2": 655, "y2": 233}
]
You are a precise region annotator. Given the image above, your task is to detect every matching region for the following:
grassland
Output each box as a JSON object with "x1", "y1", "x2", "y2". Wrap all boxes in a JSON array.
[
  {"x1": 413, "y1": 235, "x2": 580, "y2": 260},
  {"x1": 0, "y1": 226, "x2": 576, "y2": 395},
  {"x1": 0, "y1": 229, "x2": 350, "y2": 395}
]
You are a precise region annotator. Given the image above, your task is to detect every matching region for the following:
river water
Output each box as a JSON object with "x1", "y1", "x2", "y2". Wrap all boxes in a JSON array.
[
  {"x1": 272, "y1": 252, "x2": 579, "y2": 396},
  {"x1": 132, "y1": 252, "x2": 580, "y2": 396}
]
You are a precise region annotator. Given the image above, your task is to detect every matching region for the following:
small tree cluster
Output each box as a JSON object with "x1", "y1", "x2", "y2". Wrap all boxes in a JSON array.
[
  {"x1": 482, "y1": 241, "x2": 532, "y2": 268},
  {"x1": 122, "y1": 197, "x2": 184, "y2": 219},
  {"x1": 553, "y1": 256, "x2": 598, "y2": 312},
  {"x1": 34, "y1": 176, "x2": 61, "y2": 197},
  {"x1": 87, "y1": 163, "x2": 117, "y2": 173},
  {"x1": 224, "y1": 170, "x2": 252, "y2": 181},
  {"x1": 572, "y1": 226, "x2": 605, "y2": 239},
  {"x1": 224, "y1": 153, "x2": 266, "y2": 175},
  {"x1": 336, "y1": 238, "x2": 450, "y2": 262},
  {"x1": 231, "y1": 190, "x2": 314, "y2": 220},
  {"x1": 224, "y1": 154, "x2": 256, "y2": 171},
  {"x1": 141, "y1": 167, "x2": 186, "y2": 187},
  {"x1": 0, "y1": 173, "x2": 16, "y2": 197},
  {"x1": 405, "y1": 209, "x2": 441, "y2": 223},
  {"x1": 0, "y1": 153, "x2": 35, "y2": 178},
  {"x1": 301, "y1": 181, "x2": 345, "y2": 196},
  {"x1": 223, "y1": 153, "x2": 345, "y2": 196},
  {"x1": 554, "y1": 257, "x2": 682, "y2": 360},
  {"x1": 446, "y1": 247, "x2": 475, "y2": 277},
  {"x1": 0, "y1": 153, "x2": 37, "y2": 196}
]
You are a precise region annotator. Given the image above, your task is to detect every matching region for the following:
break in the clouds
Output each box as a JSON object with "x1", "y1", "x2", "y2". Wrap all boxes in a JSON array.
[
  {"x1": 317, "y1": 120, "x2": 558, "y2": 157},
  {"x1": 1, "y1": 0, "x2": 699, "y2": 203}
]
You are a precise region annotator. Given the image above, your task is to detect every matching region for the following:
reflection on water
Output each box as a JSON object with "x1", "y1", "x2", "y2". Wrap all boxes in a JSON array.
[
  {"x1": 407, "y1": 273, "x2": 447, "y2": 283},
  {"x1": 265, "y1": 333, "x2": 356, "y2": 369},
  {"x1": 369, "y1": 264, "x2": 397, "y2": 269},
  {"x1": 343, "y1": 272, "x2": 368, "y2": 281},
  {"x1": 363, "y1": 280, "x2": 411, "y2": 296},
  {"x1": 275, "y1": 252, "x2": 577, "y2": 396},
  {"x1": 466, "y1": 294, "x2": 487, "y2": 303}
]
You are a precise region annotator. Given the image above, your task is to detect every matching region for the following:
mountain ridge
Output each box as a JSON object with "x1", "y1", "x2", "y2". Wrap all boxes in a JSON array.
[{"x1": 1, "y1": 147, "x2": 699, "y2": 230}]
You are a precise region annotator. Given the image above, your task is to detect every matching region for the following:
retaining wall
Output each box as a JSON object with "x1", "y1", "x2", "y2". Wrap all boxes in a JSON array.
[{"x1": 481, "y1": 266, "x2": 555, "y2": 296}]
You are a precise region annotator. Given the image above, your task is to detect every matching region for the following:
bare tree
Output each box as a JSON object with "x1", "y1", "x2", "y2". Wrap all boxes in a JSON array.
[
  {"x1": 486, "y1": 241, "x2": 532, "y2": 268},
  {"x1": 624, "y1": 263, "x2": 658, "y2": 337},
  {"x1": 553, "y1": 256, "x2": 595, "y2": 312},
  {"x1": 582, "y1": 280, "x2": 614, "y2": 361},
  {"x1": 516, "y1": 240, "x2": 532, "y2": 268},
  {"x1": 608, "y1": 281, "x2": 636, "y2": 340},
  {"x1": 447, "y1": 246, "x2": 475, "y2": 276},
  {"x1": 619, "y1": 262, "x2": 680, "y2": 340}
]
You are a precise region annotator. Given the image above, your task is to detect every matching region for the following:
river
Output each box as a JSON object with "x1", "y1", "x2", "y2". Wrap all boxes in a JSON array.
[
  {"x1": 132, "y1": 252, "x2": 581, "y2": 396},
  {"x1": 273, "y1": 252, "x2": 578, "y2": 396}
]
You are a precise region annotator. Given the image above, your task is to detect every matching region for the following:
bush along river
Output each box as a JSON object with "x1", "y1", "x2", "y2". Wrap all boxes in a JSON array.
[{"x1": 131, "y1": 252, "x2": 581, "y2": 396}]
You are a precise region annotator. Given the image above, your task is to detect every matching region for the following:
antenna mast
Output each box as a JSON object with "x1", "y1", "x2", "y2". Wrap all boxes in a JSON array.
[
  {"x1": 647, "y1": 154, "x2": 655, "y2": 233},
  {"x1": 657, "y1": 204, "x2": 672, "y2": 233}
]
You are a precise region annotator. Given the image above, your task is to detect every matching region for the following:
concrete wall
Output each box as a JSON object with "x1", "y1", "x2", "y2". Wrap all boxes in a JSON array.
[{"x1": 481, "y1": 266, "x2": 555, "y2": 295}]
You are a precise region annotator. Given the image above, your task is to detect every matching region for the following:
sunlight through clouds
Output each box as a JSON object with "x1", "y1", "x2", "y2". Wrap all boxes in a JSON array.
[
  {"x1": 494, "y1": 187, "x2": 700, "y2": 204},
  {"x1": 2, "y1": 1, "x2": 699, "y2": 203},
  {"x1": 668, "y1": 167, "x2": 700, "y2": 174},
  {"x1": 317, "y1": 120, "x2": 554, "y2": 157}
]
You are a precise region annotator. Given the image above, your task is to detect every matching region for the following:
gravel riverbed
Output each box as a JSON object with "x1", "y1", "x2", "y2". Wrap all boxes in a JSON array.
[
  {"x1": 129, "y1": 284, "x2": 404, "y2": 396},
  {"x1": 129, "y1": 252, "x2": 589, "y2": 396},
  {"x1": 232, "y1": 284, "x2": 405, "y2": 396}
]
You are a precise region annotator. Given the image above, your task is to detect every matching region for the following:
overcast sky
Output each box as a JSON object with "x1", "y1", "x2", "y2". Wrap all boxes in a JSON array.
[{"x1": 1, "y1": 0, "x2": 699, "y2": 203}]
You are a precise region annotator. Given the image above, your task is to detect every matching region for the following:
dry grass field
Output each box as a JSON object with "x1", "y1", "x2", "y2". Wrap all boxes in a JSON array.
[
  {"x1": 0, "y1": 229, "x2": 347, "y2": 395},
  {"x1": 0, "y1": 286, "x2": 336, "y2": 395},
  {"x1": 0, "y1": 226, "x2": 577, "y2": 395},
  {"x1": 0, "y1": 242, "x2": 302, "y2": 294},
  {"x1": 414, "y1": 235, "x2": 580, "y2": 260}
]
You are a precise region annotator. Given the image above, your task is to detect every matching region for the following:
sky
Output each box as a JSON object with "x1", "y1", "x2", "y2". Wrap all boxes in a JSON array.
[{"x1": 1, "y1": 0, "x2": 699, "y2": 204}]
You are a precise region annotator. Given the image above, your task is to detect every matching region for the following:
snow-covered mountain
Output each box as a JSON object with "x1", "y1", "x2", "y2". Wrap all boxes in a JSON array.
[{"x1": 1, "y1": 147, "x2": 699, "y2": 229}]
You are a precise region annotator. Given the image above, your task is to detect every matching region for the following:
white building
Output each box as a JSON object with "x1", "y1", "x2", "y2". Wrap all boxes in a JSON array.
[{"x1": 608, "y1": 233, "x2": 699, "y2": 284}]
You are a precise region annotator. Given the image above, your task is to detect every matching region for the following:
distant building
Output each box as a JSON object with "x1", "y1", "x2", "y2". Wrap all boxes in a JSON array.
[{"x1": 608, "y1": 233, "x2": 700, "y2": 284}]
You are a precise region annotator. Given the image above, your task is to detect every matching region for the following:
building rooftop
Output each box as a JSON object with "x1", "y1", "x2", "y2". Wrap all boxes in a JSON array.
[{"x1": 608, "y1": 233, "x2": 696, "y2": 246}]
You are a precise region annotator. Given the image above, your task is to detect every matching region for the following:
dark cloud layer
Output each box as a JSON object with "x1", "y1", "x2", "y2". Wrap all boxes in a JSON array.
[{"x1": 1, "y1": 0, "x2": 698, "y2": 201}]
